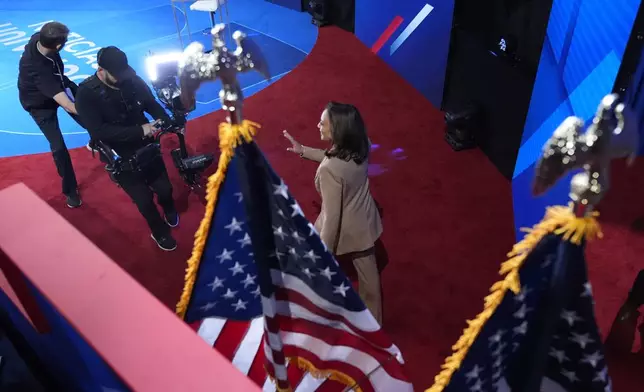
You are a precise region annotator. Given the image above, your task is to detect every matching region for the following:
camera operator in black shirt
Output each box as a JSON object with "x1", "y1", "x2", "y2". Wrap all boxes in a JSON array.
[
  {"x1": 18, "y1": 21, "x2": 86, "y2": 208},
  {"x1": 75, "y1": 46, "x2": 179, "y2": 251}
]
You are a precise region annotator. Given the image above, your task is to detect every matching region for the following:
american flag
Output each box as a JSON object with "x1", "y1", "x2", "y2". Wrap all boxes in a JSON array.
[
  {"x1": 189, "y1": 317, "x2": 361, "y2": 391},
  {"x1": 181, "y1": 136, "x2": 412, "y2": 391},
  {"x1": 435, "y1": 232, "x2": 612, "y2": 392}
]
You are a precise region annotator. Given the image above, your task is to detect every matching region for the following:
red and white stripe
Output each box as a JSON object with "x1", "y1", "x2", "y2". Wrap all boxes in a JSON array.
[
  {"x1": 262, "y1": 270, "x2": 412, "y2": 392},
  {"x1": 193, "y1": 270, "x2": 413, "y2": 391},
  {"x1": 263, "y1": 307, "x2": 291, "y2": 390},
  {"x1": 193, "y1": 317, "x2": 340, "y2": 391}
]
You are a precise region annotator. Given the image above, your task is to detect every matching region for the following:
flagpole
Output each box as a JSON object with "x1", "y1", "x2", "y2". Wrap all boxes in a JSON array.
[
  {"x1": 177, "y1": 24, "x2": 270, "y2": 127},
  {"x1": 506, "y1": 241, "x2": 579, "y2": 391},
  {"x1": 519, "y1": 93, "x2": 636, "y2": 391},
  {"x1": 211, "y1": 27, "x2": 296, "y2": 392},
  {"x1": 177, "y1": 24, "x2": 294, "y2": 391}
]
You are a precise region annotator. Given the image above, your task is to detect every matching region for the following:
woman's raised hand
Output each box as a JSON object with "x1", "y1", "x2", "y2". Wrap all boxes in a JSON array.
[{"x1": 283, "y1": 130, "x2": 304, "y2": 155}]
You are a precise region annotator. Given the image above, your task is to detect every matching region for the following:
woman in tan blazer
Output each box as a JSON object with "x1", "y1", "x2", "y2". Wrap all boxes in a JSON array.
[{"x1": 283, "y1": 102, "x2": 383, "y2": 324}]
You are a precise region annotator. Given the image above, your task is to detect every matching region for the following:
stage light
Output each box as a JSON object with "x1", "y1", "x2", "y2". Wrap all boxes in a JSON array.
[
  {"x1": 144, "y1": 52, "x2": 194, "y2": 115},
  {"x1": 145, "y1": 52, "x2": 183, "y2": 82},
  {"x1": 444, "y1": 105, "x2": 480, "y2": 151}
]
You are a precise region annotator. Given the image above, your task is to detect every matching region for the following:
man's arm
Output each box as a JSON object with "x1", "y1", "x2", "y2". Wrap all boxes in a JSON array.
[
  {"x1": 75, "y1": 87, "x2": 144, "y2": 143},
  {"x1": 64, "y1": 76, "x2": 79, "y2": 96},
  {"x1": 53, "y1": 92, "x2": 77, "y2": 114},
  {"x1": 34, "y1": 70, "x2": 77, "y2": 114},
  {"x1": 137, "y1": 78, "x2": 171, "y2": 122}
]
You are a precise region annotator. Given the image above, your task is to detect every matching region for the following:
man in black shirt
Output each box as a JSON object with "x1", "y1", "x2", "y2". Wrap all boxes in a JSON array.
[
  {"x1": 18, "y1": 21, "x2": 85, "y2": 208},
  {"x1": 75, "y1": 46, "x2": 179, "y2": 251}
]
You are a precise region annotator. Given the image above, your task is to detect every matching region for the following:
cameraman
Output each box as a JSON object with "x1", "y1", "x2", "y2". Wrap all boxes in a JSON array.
[
  {"x1": 75, "y1": 46, "x2": 179, "y2": 251},
  {"x1": 18, "y1": 21, "x2": 85, "y2": 208}
]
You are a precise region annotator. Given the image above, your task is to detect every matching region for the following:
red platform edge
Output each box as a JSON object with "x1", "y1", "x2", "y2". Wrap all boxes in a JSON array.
[{"x1": 0, "y1": 183, "x2": 260, "y2": 391}]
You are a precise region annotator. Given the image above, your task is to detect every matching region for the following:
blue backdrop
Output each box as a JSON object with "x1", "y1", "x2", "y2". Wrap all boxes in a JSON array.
[
  {"x1": 0, "y1": 0, "x2": 316, "y2": 158},
  {"x1": 512, "y1": 0, "x2": 641, "y2": 238},
  {"x1": 355, "y1": 0, "x2": 454, "y2": 108}
]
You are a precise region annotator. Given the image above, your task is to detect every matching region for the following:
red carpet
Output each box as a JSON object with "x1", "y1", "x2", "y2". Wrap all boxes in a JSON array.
[
  {"x1": 588, "y1": 158, "x2": 644, "y2": 336},
  {"x1": 586, "y1": 158, "x2": 644, "y2": 391},
  {"x1": 2, "y1": 26, "x2": 636, "y2": 389}
]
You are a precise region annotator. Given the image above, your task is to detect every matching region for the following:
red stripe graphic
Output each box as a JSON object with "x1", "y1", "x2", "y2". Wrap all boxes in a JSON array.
[{"x1": 371, "y1": 16, "x2": 404, "y2": 54}]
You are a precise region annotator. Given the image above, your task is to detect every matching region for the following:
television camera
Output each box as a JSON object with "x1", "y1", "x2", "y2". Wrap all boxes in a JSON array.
[
  {"x1": 145, "y1": 52, "x2": 214, "y2": 189},
  {"x1": 94, "y1": 53, "x2": 214, "y2": 190}
]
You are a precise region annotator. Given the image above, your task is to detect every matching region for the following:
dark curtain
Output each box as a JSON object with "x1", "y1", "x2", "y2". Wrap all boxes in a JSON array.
[
  {"x1": 328, "y1": 0, "x2": 355, "y2": 32},
  {"x1": 307, "y1": 0, "x2": 355, "y2": 33}
]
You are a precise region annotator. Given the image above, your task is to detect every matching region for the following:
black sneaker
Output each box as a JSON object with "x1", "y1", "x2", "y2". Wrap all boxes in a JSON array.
[
  {"x1": 164, "y1": 210, "x2": 179, "y2": 228},
  {"x1": 151, "y1": 233, "x2": 177, "y2": 251},
  {"x1": 105, "y1": 165, "x2": 118, "y2": 184},
  {"x1": 65, "y1": 192, "x2": 82, "y2": 208},
  {"x1": 86, "y1": 142, "x2": 99, "y2": 153}
]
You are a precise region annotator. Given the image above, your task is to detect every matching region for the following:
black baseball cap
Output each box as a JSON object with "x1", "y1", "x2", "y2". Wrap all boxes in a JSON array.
[{"x1": 97, "y1": 46, "x2": 136, "y2": 81}]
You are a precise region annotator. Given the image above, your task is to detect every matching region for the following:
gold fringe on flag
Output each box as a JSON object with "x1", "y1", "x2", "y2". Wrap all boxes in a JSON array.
[
  {"x1": 426, "y1": 204, "x2": 602, "y2": 392},
  {"x1": 266, "y1": 357, "x2": 361, "y2": 392},
  {"x1": 292, "y1": 357, "x2": 361, "y2": 392},
  {"x1": 175, "y1": 120, "x2": 261, "y2": 319}
]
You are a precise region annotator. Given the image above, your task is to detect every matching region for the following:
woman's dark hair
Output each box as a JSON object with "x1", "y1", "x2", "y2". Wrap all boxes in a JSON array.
[
  {"x1": 39, "y1": 22, "x2": 69, "y2": 50},
  {"x1": 325, "y1": 102, "x2": 370, "y2": 164}
]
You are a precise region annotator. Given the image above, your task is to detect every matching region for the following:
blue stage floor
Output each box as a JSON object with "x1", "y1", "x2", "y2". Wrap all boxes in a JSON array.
[{"x1": 0, "y1": 0, "x2": 317, "y2": 157}]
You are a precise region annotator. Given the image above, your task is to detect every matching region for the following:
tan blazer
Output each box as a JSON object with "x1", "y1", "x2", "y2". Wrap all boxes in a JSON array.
[{"x1": 301, "y1": 146, "x2": 383, "y2": 256}]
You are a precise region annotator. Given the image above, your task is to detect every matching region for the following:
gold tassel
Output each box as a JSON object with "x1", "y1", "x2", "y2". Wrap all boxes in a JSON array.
[
  {"x1": 425, "y1": 204, "x2": 601, "y2": 392},
  {"x1": 265, "y1": 357, "x2": 361, "y2": 392},
  {"x1": 292, "y1": 357, "x2": 361, "y2": 392},
  {"x1": 176, "y1": 120, "x2": 261, "y2": 319}
]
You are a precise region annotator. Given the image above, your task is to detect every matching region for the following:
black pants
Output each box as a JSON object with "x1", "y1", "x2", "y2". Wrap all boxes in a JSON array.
[
  {"x1": 115, "y1": 160, "x2": 175, "y2": 238},
  {"x1": 28, "y1": 108, "x2": 84, "y2": 196}
]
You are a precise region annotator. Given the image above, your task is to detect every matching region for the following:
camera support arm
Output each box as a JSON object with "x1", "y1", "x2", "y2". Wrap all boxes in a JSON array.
[{"x1": 177, "y1": 24, "x2": 270, "y2": 125}]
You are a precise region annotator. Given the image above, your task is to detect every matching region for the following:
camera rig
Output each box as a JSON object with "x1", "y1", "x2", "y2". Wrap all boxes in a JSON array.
[
  {"x1": 95, "y1": 81, "x2": 214, "y2": 189},
  {"x1": 147, "y1": 53, "x2": 214, "y2": 189},
  {"x1": 150, "y1": 77, "x2": 214, "y2": 189}
]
